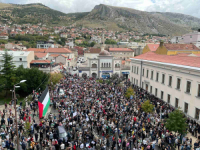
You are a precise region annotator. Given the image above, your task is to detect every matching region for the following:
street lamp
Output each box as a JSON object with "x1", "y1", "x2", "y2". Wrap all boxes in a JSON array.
[{"x1": 13, "y1": 80, "x2": 26, "y2": 150}]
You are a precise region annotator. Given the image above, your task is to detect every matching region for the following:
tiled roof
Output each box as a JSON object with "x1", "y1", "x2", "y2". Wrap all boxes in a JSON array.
[
  {"x1": 25, "y1": 48, "x2": 46, "y2": 53},
  {"x1": 133, "y1": 52, "x2": 200, "y2": 68},
  {"x1": 164, "y1": 43, "x2": 200, "y2": 50},
  {"x1": 30, "y1": 60, "x2": 51, "y2": 64},
  {"x1": 34, "y1": 53, "x2": 48, "y2": 58},
  {"x1": 46, "y1": 48, "x2": 72, "y2": 53},
  {"x1": 49, "y1": 54, "x2": 59, "y2": 57},
  {"x1": 147, "y1": 44, "x2": 159, "y2": 52},
  {"x1": 109, "y1": 48, "x2": 133, "y2": 52},
  {"x1": 85, "y1": 48, "x2": 101, "y2": 53}
]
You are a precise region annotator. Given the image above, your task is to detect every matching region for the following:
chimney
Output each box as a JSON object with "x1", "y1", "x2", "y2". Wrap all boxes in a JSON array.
[{"x1": 160, "y1": 40, "x2": 164, "y2": 47}]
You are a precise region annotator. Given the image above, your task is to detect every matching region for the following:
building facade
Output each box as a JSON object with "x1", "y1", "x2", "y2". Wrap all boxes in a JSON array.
[
  {"x1": 0, "y1": 51, "x2": 34, "y2": 70},
  {"x1": 37, "y1": 41, "x2": 54, "y2": 49},
  {"x1": 182, "y1": 30, "x2": 200, "y2": 48},
  {"x1": 108, "y1": 48, "x2": 134, "y2": 60},
  {"x1": 130, "y1": 52, "x2": 200, "y2": 120}
]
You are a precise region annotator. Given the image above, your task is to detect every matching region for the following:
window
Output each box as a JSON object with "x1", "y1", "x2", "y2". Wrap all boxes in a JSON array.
[
  {"x1": 134, "y1": 78, "x2": 135, "y2": 84},
  {"x1": 197, "y1": 84, "x2": 200, "y2": 97},
  {"x1": 186, "y1": 81, "x2": 191, "y2": 93},
  {"x1": 195, "y1": 108, "x2": 200, "y2": 120},
  {"x1": 137, "y1": 67, "x2": 139, "y2": 74},
  {"x1": 142, "y1": 69, "x2": 144, "y2": 76},
  {"x1": 156, "y1": 72, "x2": 159, "y2": 81},
  {"x1": 134, "y1": 66, "x2": 136, "y2": 73},
  {"x1": 109, "y1": 63, "x2": 111, "y2": 67},
  {"x1": 142, "y1": 82, "x2": 144, "y2": 89},
  {"x1": 131, "y1": 77, "x2": 133, "y2": 83},
  {"x1": 184, "y1": 102, "x2": 188, "y2": 114},
  {"x1": 175, "y1": 98, "x2": 179, "y2": 108},
  {"x1": 167, "y1": 94, "x2": 170, "y2": 104},
  {"x1": 92, "y1": 64, "x2": 97, "y2": 68},
  {"x1": 146, "y1": 84, "x2": 148, "y2": 91},
  {"x1": 150, "y1": 86, "x2": 152, "y2": 93},
  {"x1": 155, "y1": 88, "x2": 158, "y2": 96},
  {"x1": 146, "y1": 70, "x2": 149, "y2": 78},
  {"x1": 102, "y1": 63, "x2": 103, "y2": 67},
  {"x1": 169, "y1": 76, "x2": 172, "y2": 87},
  {"x1": 151, "y1": 71, "x2": 153, "y2": 80},
  {"x1": 161, "y1": 91, "x2": 164, "y2": 99},
  {"x1": 177, "y1": 78, "x2": 181, "y2": 90},
  {"x1": 162, "y1": 74, "x2": 165, "y2": 84},
  {"x1": 190, "y1": 35, "x2": 192, "y2": 38},
  {"x1": 19, "y1": 58, "x2": 22, "y2": 61},
  {"x1": 136, "y1": 80, "x2": 138, "y2": 86}
]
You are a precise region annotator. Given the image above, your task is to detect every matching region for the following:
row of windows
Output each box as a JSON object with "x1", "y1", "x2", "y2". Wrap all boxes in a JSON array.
[
  {"x1": 110, "y1": 52, "x2": 133, "y2": 55},
  {"x1": 132, "y1": 67, "x2": 200, "y2": 97},
  {"x1": 141, "y1": 83, "x2": 200, "y2": 120},
  {"x1": 101, "y1": 63, "x2": 111, "y2": 68}
]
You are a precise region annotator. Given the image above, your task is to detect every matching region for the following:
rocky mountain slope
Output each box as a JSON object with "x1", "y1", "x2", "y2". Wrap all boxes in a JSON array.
[
  {"x1": 77, "y1": 4, "x2": 200, "y2": 35},
  {"x1": 0, "y1": 3, "x2": 200, "y2": 35}
]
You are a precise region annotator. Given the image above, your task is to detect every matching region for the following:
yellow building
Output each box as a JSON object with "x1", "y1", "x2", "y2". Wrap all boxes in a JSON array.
[
  {"x1": 155, "y1": 42, "x2": 200, "y2": 55},
  {"x1": 142, "y1": 44, "x2": 159, "y2": 54}
]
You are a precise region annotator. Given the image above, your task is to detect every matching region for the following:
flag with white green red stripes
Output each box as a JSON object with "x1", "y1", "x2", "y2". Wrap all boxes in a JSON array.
[{"x1": 38, "y1": 86, "x2": 50, "y2": 119}]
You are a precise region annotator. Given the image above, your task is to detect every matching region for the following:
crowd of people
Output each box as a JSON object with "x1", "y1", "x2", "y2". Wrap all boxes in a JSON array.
[{"x1": 0, "y1": 74, "x2": 199, "y2": 150}]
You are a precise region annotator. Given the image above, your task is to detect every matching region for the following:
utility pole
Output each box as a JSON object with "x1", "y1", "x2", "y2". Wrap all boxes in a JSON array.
[{"x1": 14, "y1": 85, "x2": 19, "y2": 150}]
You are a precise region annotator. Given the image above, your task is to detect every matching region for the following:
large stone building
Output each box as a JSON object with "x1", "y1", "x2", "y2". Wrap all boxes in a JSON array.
[{"x1": 130, "y1": 52, "x2": 200, "y2": 120}]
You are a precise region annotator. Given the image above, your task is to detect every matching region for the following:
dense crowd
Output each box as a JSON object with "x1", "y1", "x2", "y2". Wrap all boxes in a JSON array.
[{"x1": 0, "y1": 75, "x2": 199, "y2": 150}]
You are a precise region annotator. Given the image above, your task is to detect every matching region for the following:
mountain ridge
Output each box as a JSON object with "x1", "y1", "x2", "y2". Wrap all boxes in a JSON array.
[{"x1": 0, "y1": 3, "x2": 200, "y2": 35}]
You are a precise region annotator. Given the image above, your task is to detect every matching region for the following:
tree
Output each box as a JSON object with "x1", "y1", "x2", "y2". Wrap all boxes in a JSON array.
[
  {"x1": 125, "y1": 87, "x2": 134, "y2": 98},
  {"x1": 34, "y1": 55, "x2": 39, "y2": 60},
  {"x1": 24, "y1": 121, "x2": 31, "y2": 137},
  {"x1": 14, "y1": 66, "x2": 50, "y2": 96},
  {"x1": 141, "y1": 100, "x2": 155, "y2": 113},
  {"x1": 0, "y1": 51, "x2": 16, "y2": 96},
  {"x1": 49, "y1": 73, "x2": 63, "y2": 89},
  {"x1": 90, "y1": 41, "x2": 96, "y2": 47},
  {"x1": 165, "y1": 109, "x2": 188, "y2": 134}
]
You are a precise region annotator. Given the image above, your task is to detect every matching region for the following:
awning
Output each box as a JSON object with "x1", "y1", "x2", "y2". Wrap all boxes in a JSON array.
[{"x1": 122, "y1": 72, "x2": 129, "y2": 74}]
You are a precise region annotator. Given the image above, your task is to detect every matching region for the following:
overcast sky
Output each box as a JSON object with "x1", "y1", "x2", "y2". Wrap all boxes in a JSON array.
[{"x1": 1, "y1": 0, "x2": 200, "y2": 18}]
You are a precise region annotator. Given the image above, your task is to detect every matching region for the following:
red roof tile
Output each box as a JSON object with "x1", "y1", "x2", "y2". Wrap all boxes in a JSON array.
[
  {"x1": 109, "y1": 48, "x2": 133, "y2": 52},
  {"x1": 34, "y1": 53, "x2": 48, "y2": 58},
  {"x1": 46, "y1": 48, "x2": 72, "y2": 53},
  {"x1": 164, "y1": 43, "x2": 200, "y2": 50},
  {"x1": 25, "y1": 48, "x2": 46, "y2": 53},
  {"x1": 85, "y1": 48, "x2": 101, "y2": 53},
  {"x1": 133, "y1": 52, "x2": 200, "y2": 68},
  {"x1": 147, "y1": 44, "x2": 159, "y2": 52},
  {"x1": 30, "y1": 60, "x2": 51, "y2": 64}
]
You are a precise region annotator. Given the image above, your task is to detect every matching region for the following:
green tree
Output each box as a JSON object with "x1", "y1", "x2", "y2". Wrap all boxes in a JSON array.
[
  {"x1": 49, "y1": 73, "x2": 63, "y2": 90},
  {"x1": 0, "y1": 51, "x2": 16, "y2": 96},
  {"x1": 141, "y1": 100, "x2": 155, "y2": 113},
  {"x1": 165, "y1": 109, "x2": 188, "y2": 134},
  {"x1": 125, "y1": 87, "x2": 134, "y2": 98},
  {"x1": 24, "y1": 121, "x2": 31, "y2": 137},
  {"x1": 105, "y1": 39, "x2": 117, "y2": 44},
  {"x1": 90, "y1": 41, "x2": 96, "y2": 47},
  {"x1": 14, "y1": 66, "x2": 50, "y2": 96}
]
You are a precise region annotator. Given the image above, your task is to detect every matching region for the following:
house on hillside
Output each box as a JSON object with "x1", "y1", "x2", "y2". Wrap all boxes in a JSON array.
[{"x1": 142, "y1": 44, "x2": 159, "y2": 54}]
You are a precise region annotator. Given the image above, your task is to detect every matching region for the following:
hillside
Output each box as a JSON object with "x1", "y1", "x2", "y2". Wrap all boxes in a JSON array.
[
  {"x1": 76, "y1": 4, "x2": 200, "y2": 35},
  {"x1": 0, "y1": 3, "x2": 200, "y2": 35},
  {"x1": 0, "y1": 3, "x2": 77, "y2": 25}
]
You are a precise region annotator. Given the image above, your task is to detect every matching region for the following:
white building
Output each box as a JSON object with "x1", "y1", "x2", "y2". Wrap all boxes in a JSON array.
[
  {"x1": 182, "y1": 30, "x2": 200, "y2": 48},
  {"x1": 0, "y1": 51, "x2": 34, "y2": 70},
  {"x1": 37, "y1": 42, "x2": 54, "y2": 49},
  {"x1": 130, "y1": 52, "x2": 200, "y2": 120}
]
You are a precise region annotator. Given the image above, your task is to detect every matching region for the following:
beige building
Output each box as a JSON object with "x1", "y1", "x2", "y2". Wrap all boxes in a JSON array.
[
  {"x1": 84, "y1": 48, "x2": 101, "y2": 59},
  {"x1": 130, "y1": 52, "x2": 200, "y2": 120},
  {"x1": 108, "y1": 48, "x2": 134, "y2": 60}
]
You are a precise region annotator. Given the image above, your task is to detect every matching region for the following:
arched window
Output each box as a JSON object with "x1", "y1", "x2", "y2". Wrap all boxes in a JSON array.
[
  {"x1": 109, "y1": 63, "x2": 111, "y2": 67},
  {"x1": 104, "y1": 63, "x2": 106, "y2": 68},
  {"x1": 101, "y1": 63, "x2": 103, "y2": 67},
  {"x1": 92, "y1": 64, "x2": 97, "y2": 68},
  {"x1": 106, "y1": 63, "x2": 108, "y2": 68}
]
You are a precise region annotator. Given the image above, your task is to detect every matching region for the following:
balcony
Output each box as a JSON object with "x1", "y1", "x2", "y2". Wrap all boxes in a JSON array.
[
  {"x1": 91, "y1": 67, "x2": 97, "y2": 71},
  {"x1": 101, "y1": 67, "x2": 111, "y2": 70}
]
